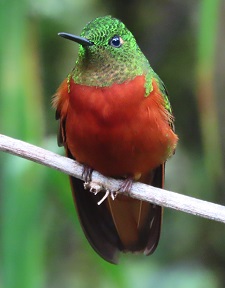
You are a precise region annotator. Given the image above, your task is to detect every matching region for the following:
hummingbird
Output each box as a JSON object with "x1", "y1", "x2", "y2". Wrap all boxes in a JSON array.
[{"x1": 53, "y1": 16, "x2": 178, "y2": 264}]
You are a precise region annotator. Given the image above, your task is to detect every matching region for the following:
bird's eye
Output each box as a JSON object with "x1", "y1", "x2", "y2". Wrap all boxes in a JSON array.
[{"x1": 109, "y1": 35, "x2": 123, "y2": 48}]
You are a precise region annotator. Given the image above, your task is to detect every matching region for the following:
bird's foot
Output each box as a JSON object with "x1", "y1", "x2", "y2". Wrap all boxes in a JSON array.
[
  {"x1": 118, "y1": 176, "x2": 134, "y2": 195},
  {"x1": 82, "y1": 165, "x2": 93, "y2": 189},
  {"x1": 96, "y1": 177, "x2": 134, "y2": 204},
  {"x1": 84, "y1": 171, "x2": 134, "y2": 205},
  {"x1": 87, "y1": 180, "x2": 118, "y2": 205}
]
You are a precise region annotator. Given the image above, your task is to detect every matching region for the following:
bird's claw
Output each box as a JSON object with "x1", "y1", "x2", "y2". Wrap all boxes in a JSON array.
[
  {"x1": 85, "y1": 180, "x2": 119, "y2": 205},
  {"x1": 97, "y1": 189, "x2": 118, "y2": 205},
  {"x1": 84, "y1": 180, "x2": 103, "y2": 196},
  {"x1": 97, "y1": 190, "x2": 110, "y2": 205}
]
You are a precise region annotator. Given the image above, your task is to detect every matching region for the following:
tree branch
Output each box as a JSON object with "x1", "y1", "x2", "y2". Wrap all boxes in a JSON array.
[{"x1": 1, "y1": 133, "x2": 225, "y2": 224}]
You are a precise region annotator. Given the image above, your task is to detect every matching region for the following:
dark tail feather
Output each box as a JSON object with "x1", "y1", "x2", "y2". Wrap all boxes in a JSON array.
[{"x1": 106, "y1": 165, "x2": 164, "y2": 255}]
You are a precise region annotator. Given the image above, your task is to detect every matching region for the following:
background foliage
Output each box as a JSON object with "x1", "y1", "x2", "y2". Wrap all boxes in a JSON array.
[{"x1": 0, "y1": 0, "x2": 225, "y2": 287}]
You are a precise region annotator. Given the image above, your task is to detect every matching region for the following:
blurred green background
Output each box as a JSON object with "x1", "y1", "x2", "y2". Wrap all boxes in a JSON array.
[{"x1": 0, "y1": 0, "x2": 225, "y2": 287}]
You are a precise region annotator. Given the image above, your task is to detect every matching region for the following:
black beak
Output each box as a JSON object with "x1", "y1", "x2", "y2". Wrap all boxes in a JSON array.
[{"x1": 58, "y1": 32, "x2": 93, "y2": 46}]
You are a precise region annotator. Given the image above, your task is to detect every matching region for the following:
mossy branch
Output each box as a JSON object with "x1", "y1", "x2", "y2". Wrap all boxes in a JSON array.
[{"x1": 1, "y1": 133, "x2": 225, "y2": 223}]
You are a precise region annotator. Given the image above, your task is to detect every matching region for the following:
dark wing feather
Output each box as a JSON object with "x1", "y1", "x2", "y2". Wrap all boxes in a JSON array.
[
  {"x1": 144, "y1": 164, "x2": 164, "y2": 255},
  {"x1": 68, "y1": 150, "x2": 122, "y2": 264},
  {"x1": 55, "y1": 110, "x2": 65, "y2": 147}
]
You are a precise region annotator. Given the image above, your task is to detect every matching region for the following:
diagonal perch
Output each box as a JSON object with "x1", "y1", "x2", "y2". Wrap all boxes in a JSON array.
[{"x1": 0, "y1": 133, "x2": 225, "y2": 224}]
